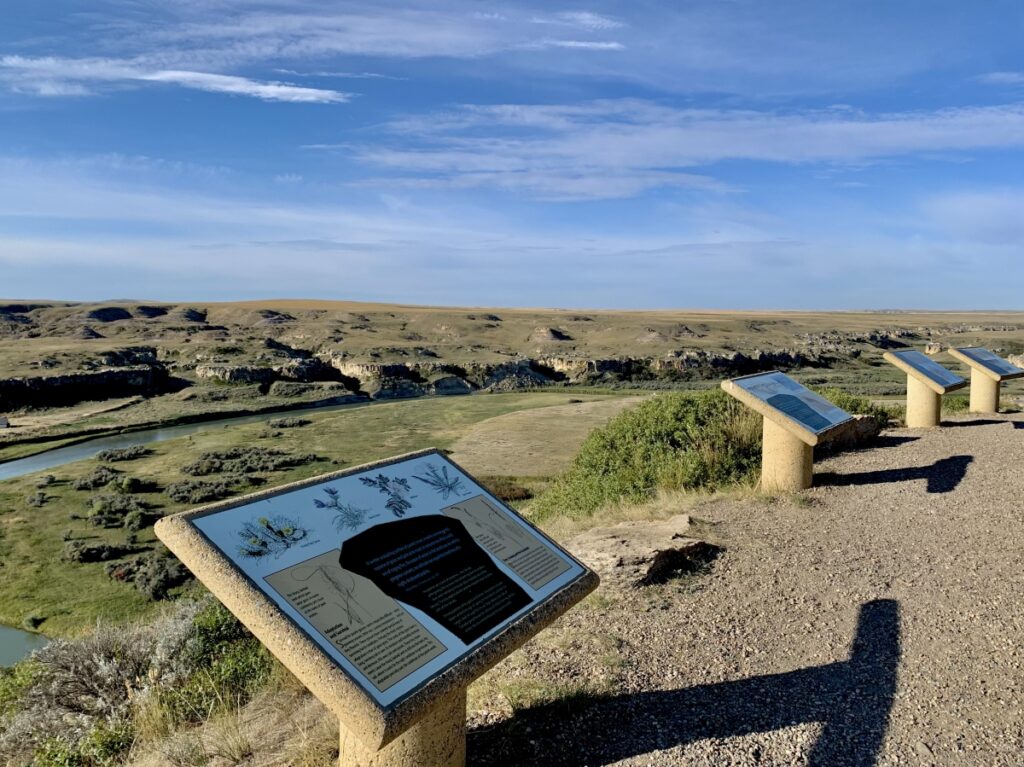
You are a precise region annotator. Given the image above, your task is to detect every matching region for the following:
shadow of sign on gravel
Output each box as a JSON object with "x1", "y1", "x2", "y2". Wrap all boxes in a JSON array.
[
  {"x1": 468, "y1": 599, "x2": 899, "y2": 767},
  {"x1": 814, "y1": 455, "x2": 972, "y2": 494},
  {"x1": 868, "y1": 435, "x2": 920, "y2": 449},
  {"x1": 940, "y1": 419, "x2": 1003, "y2": 427}
]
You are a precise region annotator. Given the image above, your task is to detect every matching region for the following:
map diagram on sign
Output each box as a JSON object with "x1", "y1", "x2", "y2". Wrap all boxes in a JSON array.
[{"x1": 188, "y1": 451, "x2": 586, "y2": 708}]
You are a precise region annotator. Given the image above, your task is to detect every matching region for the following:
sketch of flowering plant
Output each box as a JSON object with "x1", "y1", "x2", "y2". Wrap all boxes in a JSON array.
[
  {"x1": 359, "y1": 473, "x2": 415, "y2": 517},
  {"x1": 237, "y1": 515, "x2": 307, "y2": 559},
  {"x1": 313, "y1": 487, "x2": 368, "y2": 532},
  {"x1": 413, "y1": 463, "x2": 470, "y2": 500}
]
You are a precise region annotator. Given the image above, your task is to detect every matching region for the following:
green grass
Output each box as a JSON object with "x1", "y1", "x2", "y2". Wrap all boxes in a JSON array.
[
  {"x1": 528, "y1": 390, "x2": 763, "y2": 522},
  {"x1": 0, "y1": 392, "x2": 618, "y2": 635}
]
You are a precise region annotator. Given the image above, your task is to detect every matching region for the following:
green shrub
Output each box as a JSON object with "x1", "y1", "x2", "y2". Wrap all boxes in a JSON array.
[
  {"x1": 157, "y1": 602, "x2": 272, "y2": 725},
  {"x1": 165, "y1": 478, "x2": 240, "y2": 504},
  {"x1": 181, "y1": 447, "x2": 317, "y2": 477},
  {"x1": 0, "y1": 660, "x2": 43, "y2": 717},
  {"x1": 95, "y1": 446, "x2": 149, "y2": 463},
  {"x1": 530, "y1": 390, "x2": 761, "y2": 521},
  {"x1": 33, "y1": 723, "x2": 134, "y2": 767},
  {"x1": 942, "y1": 395, "x2": 970, "y2": 414},
  {"x1": 812, "y1": 387, "x2": 902, "y2": 429},
  {"x1": 72, "y1": 467, "x2": 120, "y2": 492},
  {"x1": 266, "y1": 417, "x2": 310, "y2": 429}
]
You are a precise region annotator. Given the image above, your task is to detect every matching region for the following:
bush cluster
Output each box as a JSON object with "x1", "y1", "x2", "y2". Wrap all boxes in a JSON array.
[
  {"x1": 60, "y1": 542, "x2": 133, "y2": 564},
  {"x1": 24, "y1": 491, "x2": 47, "y2": 508},
  {"x1": 95, "y1": 445, "x2": 150, "y2": 462},
  {"x1": 0, "y1": 599, "x2": 273, "y2": 766},
  {"x1": 85, "y1": 494, "x2": 156, "y2": 530},
  {"x1": 812, "y1": 387, "x2": 902, "y2": 430},
  {"x1": 181, "y1": 446, "x2": 317, "y2": 477},
  {"x1": 165, "y1": 478, "x2": 239, "y2": 504},
  {"x1": 72, "y1": 466, "x2": 120, "y2": 491},
  {"x1": 266, "y1": 416, "x2": 310, "y2": 429},
  {"x1": 942, "y1": 395, "x2": 970, "y2": 415},
  {"x1": 530, "y1": 390, "x2": 762, "y2": 521},
  {"x1": 106, "y1": 550, "x2": 192, "y2": 600}
]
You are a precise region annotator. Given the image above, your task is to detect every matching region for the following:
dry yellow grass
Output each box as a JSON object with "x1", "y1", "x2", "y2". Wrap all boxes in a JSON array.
[{"x1": 448, "y1": 396, "x2": 646, "y2": 477}]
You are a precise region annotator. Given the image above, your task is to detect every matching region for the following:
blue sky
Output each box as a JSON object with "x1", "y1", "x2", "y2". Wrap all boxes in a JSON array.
[{"x1": 2, "y1": 1, "x2": 1024, "y2": 309}]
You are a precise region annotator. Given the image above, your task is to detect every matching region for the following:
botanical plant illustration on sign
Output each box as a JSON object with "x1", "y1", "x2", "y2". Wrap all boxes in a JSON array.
[
  {"x1": 313, "y1": 487, "x2": 368, "y2": 532},
  {"x1": 237, "y1": 516, "x2": 308, "y2": 559},
  {"x1": 359, "y1": 474, "x2": 415, "y2": 517},
  {"x1": 413, "y1": 463, "x2": 470, "y2": 500}
]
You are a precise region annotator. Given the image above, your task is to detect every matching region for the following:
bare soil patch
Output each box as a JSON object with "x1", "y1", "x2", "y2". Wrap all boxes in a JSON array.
[{"x1": 448, "y1": 396, "x2": 645, "y2": 477}]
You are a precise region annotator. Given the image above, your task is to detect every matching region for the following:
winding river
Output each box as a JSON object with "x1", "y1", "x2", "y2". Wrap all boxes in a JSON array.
[
  {"x1": 0, "y1": 399, "x2": 369, "y2": 482},
  {"x1": 0, "y1": 398, "x2": 374, "y2": 664}
]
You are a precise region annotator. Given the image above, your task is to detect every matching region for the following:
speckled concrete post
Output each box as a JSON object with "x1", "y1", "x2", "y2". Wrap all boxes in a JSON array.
[
  {"x1": 968, "y1": 368, "x2": 1000, "y2": 414},
  {"x1": 761, "y1": 417, "x2": 813, "y2": 491},
  {"x1": 338, "y1": 688, "x2": 467, "y2": 767},
  {"x1": 905, "y1": 375, "x2": 941, "y2": 428}
]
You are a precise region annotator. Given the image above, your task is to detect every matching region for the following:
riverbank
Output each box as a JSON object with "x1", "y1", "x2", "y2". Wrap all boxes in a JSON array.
[{"x1": 0, "y1": 391, "x2": 635, "y2": 639}]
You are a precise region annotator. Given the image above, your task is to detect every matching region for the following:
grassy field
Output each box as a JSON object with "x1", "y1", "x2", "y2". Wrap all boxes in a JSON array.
[{"x1": 0, "y1": 391, "x2": 637, "y2": 636}]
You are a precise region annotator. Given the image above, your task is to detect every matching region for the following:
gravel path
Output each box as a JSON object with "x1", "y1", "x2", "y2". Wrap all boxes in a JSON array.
[{"x1": 467, "y1": 413, "x2": 1024, "y2": 766}]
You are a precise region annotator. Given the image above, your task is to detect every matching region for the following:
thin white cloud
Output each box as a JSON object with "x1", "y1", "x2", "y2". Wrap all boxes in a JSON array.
[
  {"x1": 273, "y1": 68, "x2": 406, "y2": 80},
  {"x1": 978, "y1": 72, "x2": 1024, "y2": 85},
  {"x1": 338, "y1": 99, "x2": 1024, "y2": 198},
  {"x1": 537, "y1": 40, "x2": 625, "y2": 51},
  {"x1": 529, "y1": 11, "x2": 625, "y2": 30},
  {"x1": 0, "y1": 55, "x2": 350, "y2": 103}
]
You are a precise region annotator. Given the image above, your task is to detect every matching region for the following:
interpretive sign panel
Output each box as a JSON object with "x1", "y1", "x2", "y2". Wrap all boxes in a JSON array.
[
  {"x1": 181, "y1": 451, "x2": 585, "y2": 710},
  {"x1": 728, "y1": 371, "x2": 853, "y2": 439},
  {"x1": 949, "y1": 347, "x2": 1024, "y2": 380},
  {"x1": 884, "y1": 350, "x2": 966, "y2": 392}
]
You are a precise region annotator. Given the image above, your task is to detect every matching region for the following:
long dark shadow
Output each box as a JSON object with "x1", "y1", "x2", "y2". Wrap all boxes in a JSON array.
[
  {"x1": 468, "y1": 600, "x2": 900, "y2": 767},
  {"x1": 815, "y1": 455, "x2": 972, "y2": 494},
  {"x1": 870, "y1": 435, "x2": 920, "y2": 449},
  {"x1": 941, "y1": 418, "x2": 1002, "y2": 427}
]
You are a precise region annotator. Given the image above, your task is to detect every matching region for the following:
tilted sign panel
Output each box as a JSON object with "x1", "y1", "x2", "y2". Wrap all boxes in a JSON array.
[
  {"x1": 734, "y1": 371, "x2": 853, "y2": 435},
  {"x1": 190, "y1": 452, "x2": 582, "y2": 708},
  {"x1": 956, "y1": 347, "x2": 1024, "y2": 378},
  {"x1": 892, "y1": 350, "x2": 964, "y2": 389}
]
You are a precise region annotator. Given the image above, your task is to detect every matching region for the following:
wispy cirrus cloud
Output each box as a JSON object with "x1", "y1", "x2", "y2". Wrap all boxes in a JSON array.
[
  {"x1": 528, "y1": 11, "x2": 625, "y2": 30},
  {"x1": 978, "y1": 72, "x2": 1024, "y2": 86},
  {"x1": 0, "y1": 55, "x2": 351, "y2": 102},
  {"x1": 328, "y1": 99, "x2": 1024, "y2": 199}
]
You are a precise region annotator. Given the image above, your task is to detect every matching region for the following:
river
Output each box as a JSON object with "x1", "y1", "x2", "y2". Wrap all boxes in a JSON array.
[
  {"x1": 0, "y1": 399, "x2": 369, "y2": 482},
  {"x1": 0, "y1": 399, "x2": 376, "y2": 664},
  {"x1": 0, "y1": 625, "x2": 47, "y2": 667}
]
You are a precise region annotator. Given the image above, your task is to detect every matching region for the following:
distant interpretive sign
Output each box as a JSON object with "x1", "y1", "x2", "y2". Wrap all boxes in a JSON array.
[
  {"x1": 949, "y1": 347, "x2": 1024, "y2": 380},
  {"x1": 727, "y1": 371, "x2": 853, "y2": 440},
  {"x1": 884, "y1": 350, "x2": 966, "y2": 392},
  {"x1": 162, "y1": 451, "x2": 588, "y2": 710}
]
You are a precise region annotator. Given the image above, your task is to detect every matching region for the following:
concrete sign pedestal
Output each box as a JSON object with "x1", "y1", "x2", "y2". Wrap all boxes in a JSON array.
[
  {"x1": 722, "y1": 371, "x2": 853, "y2": 493},
  {"x1": 947, "y1": 347, "x2": 1024, "y2": 415},
  {"x1": 339, "y1": 688, "x2": 466, "y2": 767},
  {"x1": 156, "y1": 449, "x2": 598, "y2": 767},
  {"x1": 905, "y1": 375, "x2": 942, "y2": 428},
  {"x1": 883, "y1": 351, "x2": 966, "y2": 428},
  {"x1": 761, "y1": 417, "x2": 814, "y2": 492}
]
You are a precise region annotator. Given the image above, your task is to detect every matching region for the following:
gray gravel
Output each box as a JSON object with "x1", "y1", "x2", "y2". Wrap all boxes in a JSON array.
[{"x1": 467, "y1": 413, "x2": 1024, "y2": 766}]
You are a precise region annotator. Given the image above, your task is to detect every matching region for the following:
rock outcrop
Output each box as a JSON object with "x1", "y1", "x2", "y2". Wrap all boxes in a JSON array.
[
  {"x1": 567, "y1": 514, "x2": 722, "y2": 587},
  {"x1": 194, "y1": 365, "x2": 277, "y2": 385},
  {"x1": 0, "y1": 366, "x2": 172, "y2": 409}
]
